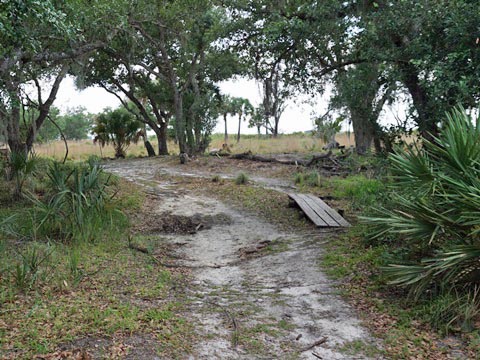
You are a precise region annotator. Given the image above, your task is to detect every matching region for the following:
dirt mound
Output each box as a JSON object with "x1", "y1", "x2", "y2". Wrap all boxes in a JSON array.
[{"x1": 134, "y1": 211, "x2": 232, "y2": 235}]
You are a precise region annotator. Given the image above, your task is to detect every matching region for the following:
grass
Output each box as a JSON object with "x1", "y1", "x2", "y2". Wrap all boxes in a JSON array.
[
  {"x1": 0, "y1": 235, "x2": 193, "y2": 358},
  {"x1": 0, "y1": 164, "x2": 194, "y2": 359},
  {"x1": 183, "y1": 177, "x2": 311, "y2": 231},
  {"x1": 33, "y1": 133, "x2": 356, "y2": 161},
  {"x1": 3, "y1": 147, "x2": 476, "y2": 357}
]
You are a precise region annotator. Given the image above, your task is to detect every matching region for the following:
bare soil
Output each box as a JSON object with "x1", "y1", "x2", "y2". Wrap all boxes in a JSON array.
[{"x1": 103, "y1": 157, "x2": 382, "y2": 359}]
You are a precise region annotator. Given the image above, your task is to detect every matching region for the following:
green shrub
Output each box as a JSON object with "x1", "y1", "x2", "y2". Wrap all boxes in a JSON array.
[
  {"x1": 306, "y1": 171, "x2": 321, "y2": 187},
  {"x1": 235, "y1": 173, "x2": 249, "y2": 185},
  {"x1": 363, "y1": 108, "x2": 480, "y2": 298},
  {"x1": 0, "y1": 160, "x2": 122, "y2": 243},
  {"x1": 212, "y1": 174, "x2": 222, "y2": 183},
  {"x1": 293, "y1": 173, "x2": 304, "y2": 186},
  {"x1": 8, "y1": 151, "x2": 38, "y2": 199},
  {"x1": 418, "y1": 288, "x2": 480, "y2": 334},
  {"x1": 11, "y1": 242, "x2": 55, "y2": 290},
  {"x1": 332, "y1": 176, "x2": 385, "y2": 209}
]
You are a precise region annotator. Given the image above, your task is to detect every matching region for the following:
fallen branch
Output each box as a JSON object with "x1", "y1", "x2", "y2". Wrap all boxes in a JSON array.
[
  {"x1": 301, "y1": 336, "x2": 328, "y2": 352},
  {"x1": 128, "y1": 242, "x2": 149, "y2": 254},
  {"x1": 305, "y1": 151, "x2": 333, "y2": 166},
  {"x1": 230, "y1": 151, "x2": 334, "y2": 167}
]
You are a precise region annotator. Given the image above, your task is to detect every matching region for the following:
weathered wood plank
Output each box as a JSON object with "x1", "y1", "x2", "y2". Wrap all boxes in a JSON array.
[
  {"x1": 296, "y1": 193, "x2": 339, "y2": 227},
  {"x1": 289, "y1": 192, "x2": 351, "y2": 228},
  {"x1": 288, "y1": 193, "x2": 329, "y2": 227},
  {"x1": 304, "y1": 194, "x2": 350, "y2": 227}
]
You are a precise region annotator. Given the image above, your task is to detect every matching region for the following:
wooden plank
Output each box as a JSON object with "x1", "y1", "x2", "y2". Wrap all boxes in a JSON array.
[
  {"x1": 304, "y1": 194, "x2": 350, "y2": 227},
  {"x1": 296, "y1": 193, "x2": 339, "y2": 227},
  {"x1": 288, "y1": 193, "x2": 329, "y2": 227}
]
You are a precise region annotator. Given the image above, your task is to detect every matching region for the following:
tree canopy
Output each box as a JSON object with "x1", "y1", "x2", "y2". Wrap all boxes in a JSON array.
[{"x1": 1, "y1": 0, "x2": 479, "y2": 155}]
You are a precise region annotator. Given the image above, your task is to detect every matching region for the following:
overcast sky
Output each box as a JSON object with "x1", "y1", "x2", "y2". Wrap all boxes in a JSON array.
[{"x1": 54, "y1": 76, "x2": 332, "y2": 135}]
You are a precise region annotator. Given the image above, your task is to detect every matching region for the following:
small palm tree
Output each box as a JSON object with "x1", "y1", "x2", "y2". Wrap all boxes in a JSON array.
[
  {"x1": 219, "y1": 95, "x2": 235, "y2": 144},
  {"x1": 92, "y1": 107, "x2": 143, "y2": 158},
  {"x1": 231, "y1": 98, "x2": 254, "y2": 143}
]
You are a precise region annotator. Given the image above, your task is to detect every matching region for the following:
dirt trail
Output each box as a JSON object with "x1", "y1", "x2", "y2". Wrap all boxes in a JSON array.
[{"x1": 104, "y1": 158, "x2": 382, "y2": 359}]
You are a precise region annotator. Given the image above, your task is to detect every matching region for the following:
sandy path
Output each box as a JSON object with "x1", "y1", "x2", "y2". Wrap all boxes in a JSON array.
[{"x1": 104, "y1": 158, "x2": 382, "y2": 359}]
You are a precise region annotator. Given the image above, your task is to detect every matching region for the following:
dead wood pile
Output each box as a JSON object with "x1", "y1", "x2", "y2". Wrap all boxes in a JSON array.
[{"x1": 224, "y1": 149, "x2": 353, "y2": 169}]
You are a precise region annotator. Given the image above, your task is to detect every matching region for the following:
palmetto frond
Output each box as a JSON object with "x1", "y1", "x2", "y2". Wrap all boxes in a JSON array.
[{"x1": 364, "y1": 107, "x2": 480, "y2": 294}]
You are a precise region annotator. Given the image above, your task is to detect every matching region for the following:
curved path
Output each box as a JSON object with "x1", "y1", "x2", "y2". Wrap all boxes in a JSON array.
[{"x1": 104, "y1": 158, "x2": 382, "y2": 359}]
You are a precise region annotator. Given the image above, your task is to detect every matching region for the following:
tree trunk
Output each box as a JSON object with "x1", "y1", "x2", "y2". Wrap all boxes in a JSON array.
[
  {"x1": 6, "y1": 108, "x2": 25, "y2": 155},
  {"x1": 224, "y1": 113, "x2": 228, "y2": 144},
  {"x1": 145, "y1": 140, "x2": 156, "y2": 157},
  {"x1": 237, "y1": 114, "x2": 241, "y2": 143},
  {"x1": 155, "y1": 123, "x2": 169, "y2": 155},
  {"x1": 273, "y1": 114, "x2": 280, "y2": 138},
  {"x1": 350, "y1": 109, "x2": 375, "y2": 155},
  {"x1": 173, "y1": 88, "x2": 187, "y2": 154},
  {"x1": 399, "y1": 63, "x2": 438, "y2": 140},
  {"x1": 185, "y1": 113, "x2": 195, "y2": 155}
]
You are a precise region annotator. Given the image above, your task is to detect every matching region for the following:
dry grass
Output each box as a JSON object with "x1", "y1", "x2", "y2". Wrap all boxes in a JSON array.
[
  {"x1": 34, "y1": 133, "x2": 356, "y2": 161},
  {"x1": 33, "y1": 140, "x2": 178, "y2": 161},
  {"x1": 211, "y1": 133, "x2": 355, "y2": 154}
]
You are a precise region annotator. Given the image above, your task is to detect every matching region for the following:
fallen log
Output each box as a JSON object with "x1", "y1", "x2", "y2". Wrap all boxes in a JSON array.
[
  {"x1": 305, "y1": 151, "x2": 333, "y2": 166},
  {"x1": 230, "y1": 151, "x2": 334, "y2": 167}
]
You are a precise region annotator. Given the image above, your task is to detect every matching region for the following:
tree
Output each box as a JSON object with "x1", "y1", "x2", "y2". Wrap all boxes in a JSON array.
[
  {"x1": 313, "y1": 112, "x2": 343, "y2": 147},
  {"x1": 29, "y1": 107, "x2": 63, "y2": 143},
  {"x1": 92, "y1": 107, "x2": 143, "y2": 158},
  {"x1": 259, "y1": 67, "x2": 290, "y2": 137},
  {"x1": 82, "y1": 0, "x2": 239, "y2": 155},
  {"x1": 83, "y1": 46, "x2": 174, "y2": 155},
  {"x1": 361, "y1": 0, "x2": 480, "y2": 139},
  {"x1": 219, "y1": 95, "x2": 236, "y2": 144},
  {"x1": 0, "y1": 0, "x2": 120, "y2": 155},
  {"x1": 248, "y1": 106, "x2": 267, "y2": 137},
  {"x1": 61, "y1": 107, "x2": 93, "y2": 140},
  {"x1": 123, "y1": 0, "x2": 236, "y2": 155},
  {"x1": 331, "y1": 64, "x2": 394, "y2": 154},
  {"x1": 227, "y1": 0, "x2": 480, "y2": 148},
  {"x1": 231, "y1": 97, "x2": 254, "y2": 143}
]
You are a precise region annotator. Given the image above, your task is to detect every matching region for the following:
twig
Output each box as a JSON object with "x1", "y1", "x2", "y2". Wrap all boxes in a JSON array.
[
  {"x1": 47, "y1": 114, "x2": 68, "y2": 164},
  {"x1": 312, "y1": 351, "x2": 323, "y2": 359},
  {"x1": 207, "y1": 300, "x2": 239, "y2": 348},
  {"x1": 128, "y1": 242, "x2": 149, "y2": 254},
  {"x1": 301, "y1": 336, "x2": 328, "y2": 352}
]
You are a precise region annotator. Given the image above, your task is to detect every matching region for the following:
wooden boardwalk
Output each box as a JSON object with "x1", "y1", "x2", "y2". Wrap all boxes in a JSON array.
[{"x1": 288, "y1": 193, "x2": 350, "y2": 228}]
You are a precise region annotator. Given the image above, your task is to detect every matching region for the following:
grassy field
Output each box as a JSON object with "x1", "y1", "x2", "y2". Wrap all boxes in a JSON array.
[{"x1": 33, "y1": 133, "x2": 356, "y2": 161}]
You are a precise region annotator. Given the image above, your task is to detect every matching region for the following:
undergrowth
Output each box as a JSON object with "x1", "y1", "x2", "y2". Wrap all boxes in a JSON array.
[{"x1": 0, "y1": 157, "x2": 192, "y2": 358}]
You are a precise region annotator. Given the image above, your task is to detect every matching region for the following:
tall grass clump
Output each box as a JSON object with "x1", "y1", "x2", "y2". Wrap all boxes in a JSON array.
[
  {"x1": 364, "y1": 108, "x2": 480, "y2": 308},
  {"x1": 1, "y1": 159, "x2": 124, "y2": 243},
  {"x1": 235, "y1": 172, "x2": 249, "y2": 185},
  {"x1": 36, "y1": 161, "x2": 120, "y2": 242}
]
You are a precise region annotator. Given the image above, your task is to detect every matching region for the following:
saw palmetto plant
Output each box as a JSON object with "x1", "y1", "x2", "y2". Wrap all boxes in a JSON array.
[{"x1": 364, "y1": 107, "x2": 480, "y2": 298}]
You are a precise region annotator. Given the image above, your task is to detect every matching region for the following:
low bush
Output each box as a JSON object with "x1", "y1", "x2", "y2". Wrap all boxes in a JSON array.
[
  {"x1": 235, "y1": 172, "x2": 249, "y2": 185},
  {"x1": 1, "y1": 159, "x2": 125, "y2": 243},
  {"x1": 364, "y1": 108, "x2": 480, "y2": 303}
]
